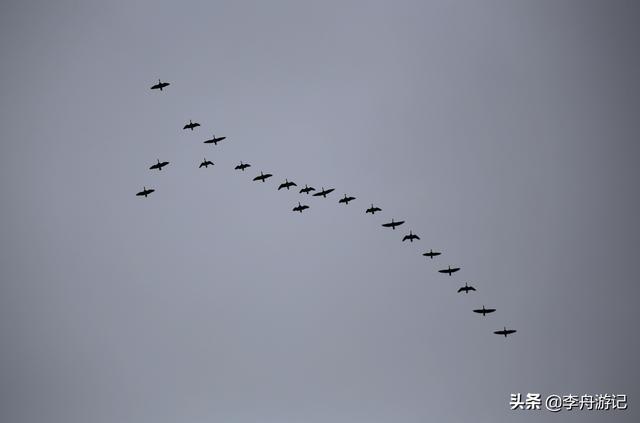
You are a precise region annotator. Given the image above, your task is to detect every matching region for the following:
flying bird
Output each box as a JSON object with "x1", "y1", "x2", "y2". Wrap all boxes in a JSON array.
[
  {"x1": 339, "y1": 194, "x2": 356, "y2": 204},
  {"x1": 457, "y1": 283, "x2": 476, "y2": 294},
  {"x1": 149, "y1": 159, "x2": 169, "y2": 171},
  {"x1": 150, "y1": 79, "x2": 170, "y2": 91},
  {"x1": 292, "y1": 202, "x2": 309, "y2": 213},
  {"x1": 199, "y1": 158, "x2": 214, "y2": 168},
  {"x1": 299, "y1": 185, "x2": 315, "y2": 194},
  {"x1": 382, "y1": 219, "x2": 405, "y2": 230},
  {"x1": 253, "y1": 171, "x2": 273, "y2": 182},
  {"x1": 438, "y1": 266, "x2": 460, "y2": 276},
  {"x1": 402, "y1": 231, "x2": 420, "y2": 242},
  {"x1": 278, "y1": 179, "x2": 297, "y2": 190},
  {"x1": 494, "y1": 327, "x2": 517, "y2": 338},
  {"x1": 136, "y1": 186, "x2": 155, "y2": 197},
  {"x1": 365, "y1": 204, "x2": 382, "y2": 214},
  {"x1": 423, "y1": 249, "x2": 441, "y2": 259},
  {"x1": 204, "y1": 134, "x2": 226, "y2": 145},
  {"x1": 313, "y1": 187, "x2": 335, "y2": 198},
  {"x1": 473, "y1": 306, "x2": 496, "y2": 316},
  {"x1": 183, "y1": 120, "x2": 200, "y2": 131},
  {"x1": 235, "y1": 161, "x2": 251, "y2": 171}
]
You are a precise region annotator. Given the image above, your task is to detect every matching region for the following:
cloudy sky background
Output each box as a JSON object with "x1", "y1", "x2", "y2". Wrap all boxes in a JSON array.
[{"x1": 1, "y1": 1, "x2": 639, "y2": 422}]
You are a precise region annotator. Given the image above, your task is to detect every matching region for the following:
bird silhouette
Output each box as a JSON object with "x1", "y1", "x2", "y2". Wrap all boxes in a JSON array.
[
  {"x1": 204, "y1": 134, "x2": 226, "y2": 145},
  {"x1": 402, "y1": 231, "x2": 420, "y2": 242},
  {"x1": 199, "y1": 158, "x2": 214, "y2": 168},
  {"x1": 457, "y1": 283, "x2": 476, "y2": 294},
  {"x1": 313, "y1": 187, "x2": 335, "y2": 198},
  {"x1": 494, "y1": 327, "x2": 517, "y2": 337},
  {"x1": 253, "y1": 171, "x2": 273, "y2": 182},
  {"x1": 150, "y1": 79, "x2": 170, "y2": 91},
  {"x1": 339, "y1": 194, "x2": 356, "y2": 204},
  {"x1": 149, "y1": 159, "x2": 169, "y2": 171},
  {"x1": 136, "y1": 186, "x2": 155, "y2": 197},
  {"x1": 473, "y1": 305, "x2": 496, "y2": 316},
  {"x1": 278, "y1": 179, "x2": 297, "y2": 190},
  {"x1": 183, "y1": 120, "x2": 200, "y2": 130},
  {"x1": 292, "y1": 202, "x2": 310, "y2": 213},
  {"x1": 235, "y1": 161, "x2": 251, "y2": 171},
  {"x1": 382, "y1": 219, "x2": 405, "y2": 230},
  {"x1": 365, "y1": 204, "x2": 382, "y2": 214},
  {"x1": 422, "y1": 249, "x2": 441, "y2": 259},
  {"x1": 299, "y1": 185, "x2": 316, "y2": 194},
  {"x1": 438, "y1": 266, "x2": 460, "y2": 276}
]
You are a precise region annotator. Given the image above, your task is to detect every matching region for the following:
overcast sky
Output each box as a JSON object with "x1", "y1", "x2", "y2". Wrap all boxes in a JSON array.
[{"x1": 1, "y1": 1, "x2": 639, "y2": 422}]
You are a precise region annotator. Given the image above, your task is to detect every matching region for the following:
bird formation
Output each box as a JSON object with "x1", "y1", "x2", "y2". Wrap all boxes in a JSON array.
[{"x1": 137, "y1": 78, "x2": 517, "y2": 339}]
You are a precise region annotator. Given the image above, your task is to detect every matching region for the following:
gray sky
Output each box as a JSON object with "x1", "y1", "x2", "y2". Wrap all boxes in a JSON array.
[{"x1": 1, "y1": 1, "x2": 639, "y2": 422}]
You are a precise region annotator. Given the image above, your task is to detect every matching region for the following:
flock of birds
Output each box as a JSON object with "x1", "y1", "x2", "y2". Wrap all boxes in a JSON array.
[{"x1": 136, "y1": 79, "x2": 517, "y2": 339}]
